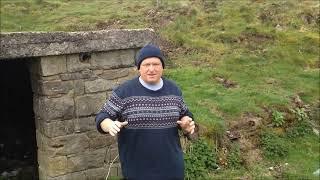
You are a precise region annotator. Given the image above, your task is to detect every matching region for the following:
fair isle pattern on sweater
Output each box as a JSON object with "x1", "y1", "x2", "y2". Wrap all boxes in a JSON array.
[
  {"x1": 95, "y1": 77, "x2": 192, "y2": 179},
  {"x1": 100, "y1": 92, "x2": 189, "y2": 129}
]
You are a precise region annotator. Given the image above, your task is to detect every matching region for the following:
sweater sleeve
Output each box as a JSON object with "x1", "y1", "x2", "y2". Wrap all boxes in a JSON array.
[
  {"x1": 95, "y1": 91, "x2": 125, "y2": 133},
  {"x1": 179, "y1": 97, "x2": 194, "y2": 120},
  {"x1": 176, "y1": 86, "x2": 194, "y2": 120}
]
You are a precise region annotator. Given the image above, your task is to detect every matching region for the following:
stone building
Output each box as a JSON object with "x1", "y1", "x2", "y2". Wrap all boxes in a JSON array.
[{"x1": 0, "y1": 29, "x2": 155, "y2": 179}]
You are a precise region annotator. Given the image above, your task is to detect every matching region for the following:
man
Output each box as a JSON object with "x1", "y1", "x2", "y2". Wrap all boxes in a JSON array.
[{"x1": 95, "y1": 44, "x2": 195, "y2": 180}]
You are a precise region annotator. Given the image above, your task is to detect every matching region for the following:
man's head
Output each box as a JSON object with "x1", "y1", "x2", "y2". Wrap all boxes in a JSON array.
[
  {"x1": 135, "y1": 44, "x2": 165, "y2": 70},
  {"x1": 136, "y1": 44, "x2": 165, "y2": 84}
]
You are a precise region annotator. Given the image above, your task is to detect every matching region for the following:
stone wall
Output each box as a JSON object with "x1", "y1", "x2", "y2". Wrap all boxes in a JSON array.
[{"x1": 0, "y1": 29, "x2": 155, "y2": 180}]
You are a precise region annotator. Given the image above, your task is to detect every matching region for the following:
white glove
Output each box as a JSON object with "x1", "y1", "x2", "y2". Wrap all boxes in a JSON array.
[
  {"x1": 177, "y1": 116, "x2": 195, "y2": 134},
  {"x1": 100, "y1": 118, "x2": 128, "y2": 136}
]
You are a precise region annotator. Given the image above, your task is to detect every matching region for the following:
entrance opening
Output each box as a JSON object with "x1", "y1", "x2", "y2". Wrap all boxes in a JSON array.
[{"x1": 0, "y1": 59, "x2": 38, "y2": 179}]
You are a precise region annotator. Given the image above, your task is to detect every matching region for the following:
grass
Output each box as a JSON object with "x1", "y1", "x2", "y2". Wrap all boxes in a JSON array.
[
  {"x1": 208, "y1": 133, "x2": 319, "y2": 179},
  {"x1": 0, "y1": 0, "x2": 154, "y2": 31},
  {"x1": 1, "y1": 0, "x2": 319, "y2": 179},
  {"x1": 162, "y1": 0, "x2": 319, "y2": 111},
  {"x1": 283, "y1": 135, "x2": 319, "y2": 179}
]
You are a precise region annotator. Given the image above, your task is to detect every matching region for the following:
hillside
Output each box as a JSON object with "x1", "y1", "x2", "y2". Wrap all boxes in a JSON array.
[{"x1": 1, "y1": 0, "x2": 319, "y2": 179}]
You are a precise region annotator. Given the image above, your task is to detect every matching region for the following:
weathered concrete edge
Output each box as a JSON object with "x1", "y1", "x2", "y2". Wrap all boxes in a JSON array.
[{"x1": 0, "y1": 29, "x2": 156, "y2": 60}]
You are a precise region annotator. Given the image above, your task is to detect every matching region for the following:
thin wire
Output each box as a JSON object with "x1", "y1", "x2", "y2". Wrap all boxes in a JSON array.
[
  {"x1": 105, "y1": 154, "x2": 119, "y2": 180},
  {"x1": 104, "y1": 138, "x2": 120, "y2": 180}
]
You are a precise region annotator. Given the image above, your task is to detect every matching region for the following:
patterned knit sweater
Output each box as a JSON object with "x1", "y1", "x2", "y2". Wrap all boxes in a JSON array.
[{"x1": 95, "y1": 76, "x2": 193, "y2": 180}]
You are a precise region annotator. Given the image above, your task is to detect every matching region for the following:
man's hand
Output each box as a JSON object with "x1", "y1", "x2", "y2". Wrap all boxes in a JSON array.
[
  {"x1": 177, "y1": 116, "x2": 195, "y2": 134},
  {"x1": 100, "y1": 118, "x2": 128, "y2": 136}
]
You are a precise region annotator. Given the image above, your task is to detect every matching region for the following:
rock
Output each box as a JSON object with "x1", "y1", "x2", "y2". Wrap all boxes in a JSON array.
[
  {"x1": 36, "y1": 95, "x2": 74, "y2": 120},
  {"x1": 275, "y1": 24, "x2": 283, "y2": 31},
  {"x1": 293, "y1": 95, "x2": 304, "y2": 108},
  {"x1": 313, "y1": 169, "x2": 320, "y2": 176},
  {"x1": 9, "y1": 169, "x2": 19, "y2": 177},
  {"x1": 39, "y1": 80, "x2": 74, "y2": 96},
  {"x1": 215, "y1": 77, "x2": 224, "y2": 83},
  {"x1": 1, "y1": 171, "x2": 9, "y2": 177},
  {"x1": 0, "y1": 29, "x2": 155, "y2": 59},
  {"x1": 39, "y1": 56, "x2": 67, "y2": 76},
  {"x1": 226, "y1": 130, "x2": 241, "y2": 140},
  {"x1": 84, "y1": 78, "x2": 116, "y2": 93},
  {"x1": 99, "y1": 68, "x2": 130, "y2": 80},
  {"x1": 75, "y1": 93, "x2": 107, "y2": 117}
]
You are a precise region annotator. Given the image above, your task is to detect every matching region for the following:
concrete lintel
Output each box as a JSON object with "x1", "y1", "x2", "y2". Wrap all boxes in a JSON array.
[{"x1": 0, "y1": 29, "x2": 155, "y2": 60}]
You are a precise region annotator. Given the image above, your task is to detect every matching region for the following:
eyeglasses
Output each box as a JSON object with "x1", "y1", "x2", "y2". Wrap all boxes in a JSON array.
[{"x1": 141, "y1": 63, "x2": 162, "y2": 69}]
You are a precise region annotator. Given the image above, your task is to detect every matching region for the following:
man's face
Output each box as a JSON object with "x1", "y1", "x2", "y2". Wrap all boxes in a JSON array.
[{"x1": 139, "y1": 57, "x2": 163, "y2": 84}]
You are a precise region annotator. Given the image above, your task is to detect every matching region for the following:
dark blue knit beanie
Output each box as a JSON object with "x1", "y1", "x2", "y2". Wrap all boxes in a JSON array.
[{"x1": 135, "y1": 44, "x2": 165, "y2": 70}]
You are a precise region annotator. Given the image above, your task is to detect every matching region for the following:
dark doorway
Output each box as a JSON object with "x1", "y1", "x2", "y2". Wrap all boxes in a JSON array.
[{"x1": 0, "y1": 59, "x2": 38, "y2": 179}]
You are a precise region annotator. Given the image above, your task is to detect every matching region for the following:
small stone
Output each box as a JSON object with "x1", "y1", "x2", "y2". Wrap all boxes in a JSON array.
[
  {"x1": 313, "y1": 169, "x2": 320, "y2": 176},
  {"x1": 275, "y1": 24, "x2": 283, "y2": 31},
  {"x1": 215, "y1": 77, "x2": 224, "y2": 83},
  {"x1": 1, "y1": 171, "x2": 9, "y2": 177},
  {"x1": 9, "y1": 169, "x2": 19, "y2": 177},
  {"x1": 266, "y1": 78, "x2": 276, "y2": 84}
]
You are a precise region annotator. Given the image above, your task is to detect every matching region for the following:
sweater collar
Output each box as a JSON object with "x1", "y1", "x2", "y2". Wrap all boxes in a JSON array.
[{"x1": 138, "y1": 76, "x2": 163, "y2": 91}]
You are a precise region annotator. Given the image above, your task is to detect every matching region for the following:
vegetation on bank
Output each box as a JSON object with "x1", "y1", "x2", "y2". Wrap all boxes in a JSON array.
[{"x1": 1, "y1": 0, "x2": 319, "y2": 179}]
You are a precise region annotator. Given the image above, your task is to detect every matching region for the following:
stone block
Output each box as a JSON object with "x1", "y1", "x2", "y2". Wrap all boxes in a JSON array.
[
  {"x1": 38, "y1": 167, "x2": 46, "y2": 180},
  {"x1": 36, "y1": 130, "x2": 52, "y2": 153},
  {"x1": 0, "y1": 29, "x2": 155, "y2": 59},
  {"x1": 106, "y1": 147, "x2": 120, "y2": 163},
  {"x1": 81, "y1": 69, "x2": 96, "y2": 79},
  {"x1": 85, "y1": 78, "x2": 116, "y2": 93},
  {"x1": 74, "y1": 117, "x2": 96, "y2": 133},
  {"x1": 39, "y1": 80, "x2": 74, "y2": 96},
  {"x1": 119, "y1": 49, "x2": 136, "y2": 66},
  {"x1": 93, "y1": 69, "x2": 103, "y2": 76},
  {"x1": 91, "y1": 51, "x2": 120, "y2": 69},
  {"x1": 38, "y1": 151, "x2": 67, "y2": 177},
  {"x1": 30, "y1": 74, "x2": 40, "y2": 94},
  {"x1": 35, "y1": 95, "x2": 74, "y2": 121},
  {"x1": 60, "y1": 72, "x2": 81, "y2": 81},
  {"x1": 40, "y1": 75, "x2": 61, "y2": 81},
  {"x1": 39, "y1": 168, "x2": 86, "y2": 180},
  {"x1": 67, "y1": 149, "x2": 105, "y2": 172},
  {"x1": 98, "y1": 68, "x2": 130, "y2": 80},
  {"x1": 117, "y1": 164, "x2": 123, "y2": 178},
  {"x1": 39, "y1": 119, "x2": 74, "y2": 138},
  {"x1": 92, "y1": 49, "x2": 135, "y2": 69},
  {"x1": 86, "y1": 131, "x2": 116, "y2": 149},
  {"x1": 37, "y1": 131, "x2": 91, "y2": 157},
  {"x1": 75, "y1": 93, "x2": 107, "y2": 117},
  {"x1": 115, "y1": 69, "x2": 138, "y2": 85},
  {"x1": 66, "y1": 54, "x2": 91, "y2": 72},
  {"x1": 60, "y1": 69, "x2": 95, "y2": 81},
  {"x1": 40, "y1": 55, "x2": 67, "y2": 76},
  {"x1": 29, "y1": 59, "x2": 41, "y2": 75},
  {"x1": 49, "y1": 134, "x2": 90, "y2": 156},
  {"x1": 85, "y1": 167, "x2": 108, "y2": 180},
  {"x1": 106, "y1": 91, "x2": 113, "y2": 99},
  {"x1": 104, "y1": 163, "x2": 122, "y2": 177},
  {"x1": 73, "y1": 80, "x2": 85, "y2": 96}
]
